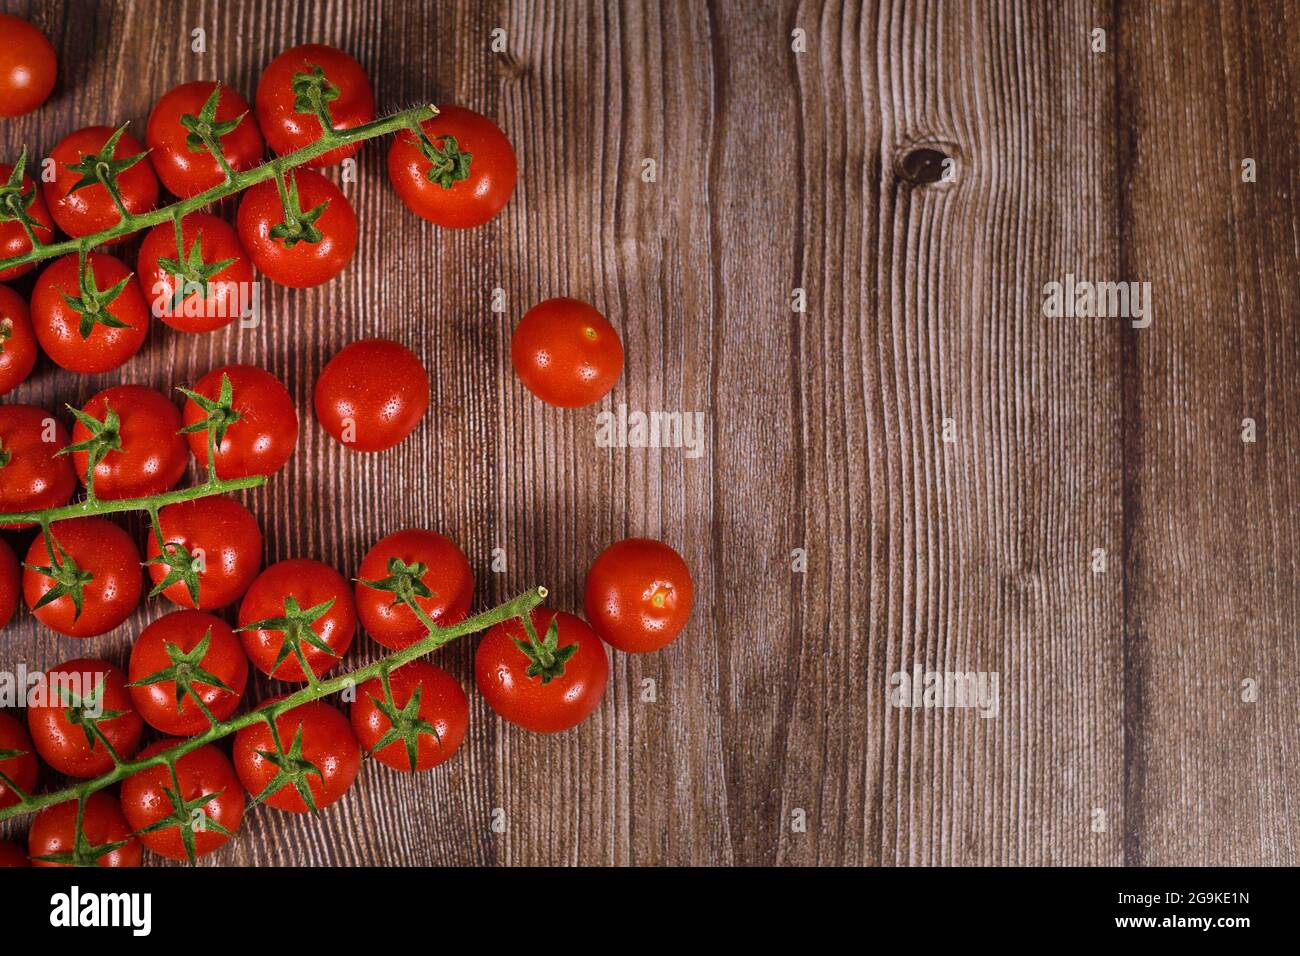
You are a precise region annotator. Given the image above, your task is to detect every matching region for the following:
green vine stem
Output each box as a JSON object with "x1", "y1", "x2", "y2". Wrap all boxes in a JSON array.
[
  {"x1": 0, "y1": 103, "x2": 438, "y2": 275},
  {"x1": 0, "y1": 584, "x2": 547, "y2": 824},
  {"x1": 0, "y1": 473, "x2": 264, "y2": 526}
]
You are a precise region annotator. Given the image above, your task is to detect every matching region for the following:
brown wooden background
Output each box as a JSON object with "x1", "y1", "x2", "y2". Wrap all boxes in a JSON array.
[{"x1": 0, "y1": 0, "x2": 1295, "y2": 866}]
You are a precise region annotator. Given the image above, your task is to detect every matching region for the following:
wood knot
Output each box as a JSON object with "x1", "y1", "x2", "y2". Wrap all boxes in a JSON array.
[{"x1": 895, "y1": 142, "x2": 961, "y2": 188}]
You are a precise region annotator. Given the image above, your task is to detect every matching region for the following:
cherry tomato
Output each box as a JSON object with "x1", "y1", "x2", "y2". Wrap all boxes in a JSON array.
[
  {"x1": 0, "y1": 283, "x2": 36, "y2": 395},
  {"x1": 180, "y1": 364, "x2": 298, "y2": 479},
  {"x1": 0, "y1": 403, "x2": 75, "y2": 526},
  {"x1": 68, "y1": 384, "x2": 188, "y2": 500},
  {"x1": 314, "y1": 339, "x2": 429, "y2": 451},
  {"x1": 236, "y1": 169, "x2": 357, "y2": 287},
  {"x1": 42, "y1": 125, "x2": 158, "y2": 240},
  {"x1": 138, "y1": 212, "x2": 255, "y2": 332},
  {"x1": 387, "y1": 105, "x2": 517, "y2": 229},
  {"x1": 28, "y1": 658, "x2": 143, "y2": 777},
  {"x1": 0, "y1": 537, "x2": 18, "y2": 629},
  {"x1": 31, "y1": 252, "x2": 150, "y2": 373},
  {"x1": 0, "y1": 162, "x2": 56, "y2": 281},
  {"x1": 475, "y1": 608, "x2": 609, "y2": 733},
  {"x1": 146, "y1": 495, "x2": 263, "y2": 610},
  {"x1": 238, "y1": 558, "x2": 356, "y2": 682},
  {"x1": 0, "y1": 710, "x2": 39, "y2": 808},
  {"x1": 511, "y1": 297, "x2": 624, "y2": 407},
  {"x1": 233, "y1": 699, "x2": 360, "y2": 813},
  {"x1": 29, "y1": 792, "x2": 141, "y2": 868},
  {"x1": 0, "y1": 15, "x2": 56, "y2": 118},
  {"x1": 351, "y1": 661, "x2": 468, "y2": 772},
  {"x1": 584, "y1": 538, "x2": 693, "y2": 653},
  {"x1": 256, "y1": 44, "x2": 374, "y2": 167},
  {"x1": 128, "y1": 610, "x2": 248, "y2": 735},
  {"x1": 146, "y1": 80, "x2": 264, "y2": 198},
  {"x1": 355, "y1": 529, "x2": 474, "y2": 650},
  {"x1": 23, "y1": 518, "x2": 143, "y2": 638},
  {"x1": 121, "y1": 740, "x2": 245, "y2": 861},
  {"x1": 0, "y1": 840, "x2": 27, "y2": 866}
]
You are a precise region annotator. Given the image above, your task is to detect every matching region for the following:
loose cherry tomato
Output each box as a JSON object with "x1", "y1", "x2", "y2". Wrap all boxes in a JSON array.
[
  {"x1": 145, "y1": 495, "x2": 263, "y2": 610},
  {"x1": 29, "y1": 792, "x2": 141, "y2": 868},
  {"x1": 256, "y1": 44, "x2": 374, "y2": 167},
  {"x1": 138, "y1": 212, "x2": 255, "y2": 332},
  {"x1": 0, "y1": 161, "x2": 56, "y2": 281},
  {"x1": 584, "y1": 537, "x2": 693, "y2": 652},
  {"x1": 42, "y1": 125, "x2": 158, "y2": 240},
  {"x1": 387, "y1": 105, "x2": 517, "y2": 229},
  {"x1": 314, "y1": 339, "x2": 429, "y2": 451},
  {"x1": 28, "y1": 658, "x2": 143, "y2": 777},
  {"x1": 0, "y1": 840, "x2": 27, "y2": 866},
  {"x1": 238, "y1": 558, "x2": 356, "y2": 682},
  {"x1": 351, "y1": 661, "x2": 468, "y2": 772},
  {"x1": 0, "y1": 710, "x2": 39, "y2": 808},
  {"x1": 475, "y1": 608, "x2": 609, "y2": 733},
  {"x1": 0, "y1": 404, "x2": 75, "y2": 525},
  {"x1": 180, "y1": 364, "x2": 298, "y2": 479},
  {"x1": 355, "y1": 529, "x2": 474, "y2": 650},
  {"x1": 0, "y1": 537, "x2": 18, "y2": 629},
  {"x1": 233, "y1": 699, "x2": 360, "y2": 813},
  {"x1": 236, "y1": 169, "x2": 357, "y2": 287},
  {"x1": 511, "y1": 297, "x2": 624, "y2": 407},
  {"x1": 0, "y1": 283, "x2": 36, "y2": 395},
  {"x1": 0, "y1": 15, "x2": 56, "y2": 118},
  {"x1": 128, "y1": 610, "x2": 248, "y2": 735},
  {"x1": 121, "y1": 740, "x2": 245, "y2": 861},
  {"x1": 31, "y1": 252, "x2": 150, "y2": 373},
  {"x1": 146, "y1": 81, "x2": 264, "y2": 198},
  {"x1": 23, "y1": 518, "x2": 143, "y2": 638},
  {"x1": 68, "y1": 384, "x2": 188, "y2": 500}
]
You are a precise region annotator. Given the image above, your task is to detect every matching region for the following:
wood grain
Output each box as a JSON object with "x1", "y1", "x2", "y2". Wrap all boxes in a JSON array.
[{"x1": 0, "y1": 0, "x2": 1295, "y2": 866}]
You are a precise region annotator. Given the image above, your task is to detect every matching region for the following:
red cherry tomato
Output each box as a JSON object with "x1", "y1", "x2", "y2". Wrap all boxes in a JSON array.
[
  {"x1": 31, "y1": 252, "x2": 150, "y2": 373},
  {"x1": 180, "y1": 364, "x2": 298, "y2": 479},
  {"x1": 0, "y1": 404, "x2": 75, "y2": 526},
  {"x1": 314, "y1": 339, "x2": 429, "y2": 451},
  {"x1": 0, "y1": 15, "x2": 57, "y2": 118},
  {"x1": 475, "y1": 608, "x2": 609, "y2": 733},
  {"x1": 42, "y1": 125, "x2": 158, "y2": 240},
  {"x1": 238, "y1": 558, "x2": 356, "y2": 682},
  {"x1": 387, "y1": 105, "x2": 517, "y2": 229},
  {"x1": 236, "y1": 169, "x2": 357, "y2": 287},
  {"x1": 27, "y1": 658, "x2": 143, "y2": 777},
  {"x1": 138, "y1": 212, "x2": 255, "y2": 332},
  {"x1": 256, "y1": 44, "x2": 374, "y2": 168},
  {"x1": 511, "y1": 297, "x2": 624, "y2": 407},
  {"x1": 121, "y1": 740, "x2": 245, "y2": 861},
  {"x1": 584, "y1": 537, "x2": 694, "y2": 652},
  {"x1": 351, "y1": 661, "x2": 468, "y2": 772},
  {"x1": 29, "y1": 792, "x2": 141, "y2": 868},
  {"x1": 0, "y1": 162, "x2": 56, "y2": 281},
  {"x1": 233, "y1": 699, "x2": 360, "y2": 813},
  {"x1": 0, "y1": 840, "x2": 27, "y2": 866},
  {"x1": 68, "y1": 384, "x2": 188, "y2": 500},
  {"x1": 127, "y1": 610, "x2": 248, "y2": 735},
  {"x1": 355, "y1": 529, "x2": 474, "y2": 650},
  {"x1": 0, "y1": 536, "x2": 18, "y2": 629},
  {"x1": 146, "y1": 81, "x2": 264, "y2": 198},
  {"x1": 23, "y1": 518, "x2": 143, "y2": 638},
  {"x1": 0, "y1": 710, "x2": 39, "y2": 809},
  {"x1": 0, "y1": 283, "x2": 37, "y2": 394},
  {"x1": 145, "y1": 495, "x2": 263, "y2": 610}
]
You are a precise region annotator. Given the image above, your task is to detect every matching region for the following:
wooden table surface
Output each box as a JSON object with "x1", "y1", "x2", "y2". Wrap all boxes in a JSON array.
[{"x1": 0, "y1": 0, "x2": 1295, "y2": 866}]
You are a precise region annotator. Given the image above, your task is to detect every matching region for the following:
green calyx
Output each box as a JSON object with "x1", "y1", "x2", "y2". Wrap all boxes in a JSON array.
[
  {"x1": 144, "y1": 540, "x2": 204, "y2": 606},
  {"x1": 365, "y1": 677, "x2": 439, "y2": 771},
  {"x1": 61, "y1": 261, "x2": 133, "y2": 340},
  {"x1": 62, "y1": 124, "x2": 149, "y2": 206},
  {"x1": 127, "y1": 630, "x2": 232, "y2": 723},
  {"x1": 180, "y1": 83, "x2": 247, "y2": 154},
  {"x1": 0, "y1": 150, "x2": 42, "y2": 229},
  {"x1": 24, "y1": 534, "x2": 94, "y2": 621},
  {"x1": 158, "y1": 231, "x2": 236, "y2": 310},
  {"x1": 290, "y1": 64, "x2": 340, "y2": 129},
  {"x1": 251, "y1": 722, "x2": 324, "y2": 811},
  {"x1": 238, "y1": 594, "x2": 339, "y2": 680},
  {"x1": 48, "y1": 675, "x2": 128, "y2": 767},
  {"x1": 59, "y1": 402, "x2": 123, "y2": 496},
  {"x1": 268, "y1": 170, "x2": 328, "y2": 248},
  {"x1": 357, "y1": 557, "x2": 434, "y2": 614},
  {"x1": 134, "y1": 771, "x2": 233, "y2": 864},
  {"x1": 418, "y1": 133, "x2": 473, "y2": 189},
  {"x1": 513, "y1": 615, "x2": 576, "y2": 684},
  {"x1": 0, "y1": 748, "x2": 31, "y2": 801},
  {"x1": 32, "y1": 801, "x2": 133, "y2": 867},
  {"x1": 177, "y1": 371, "x2": 240, "y2": 449}
]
